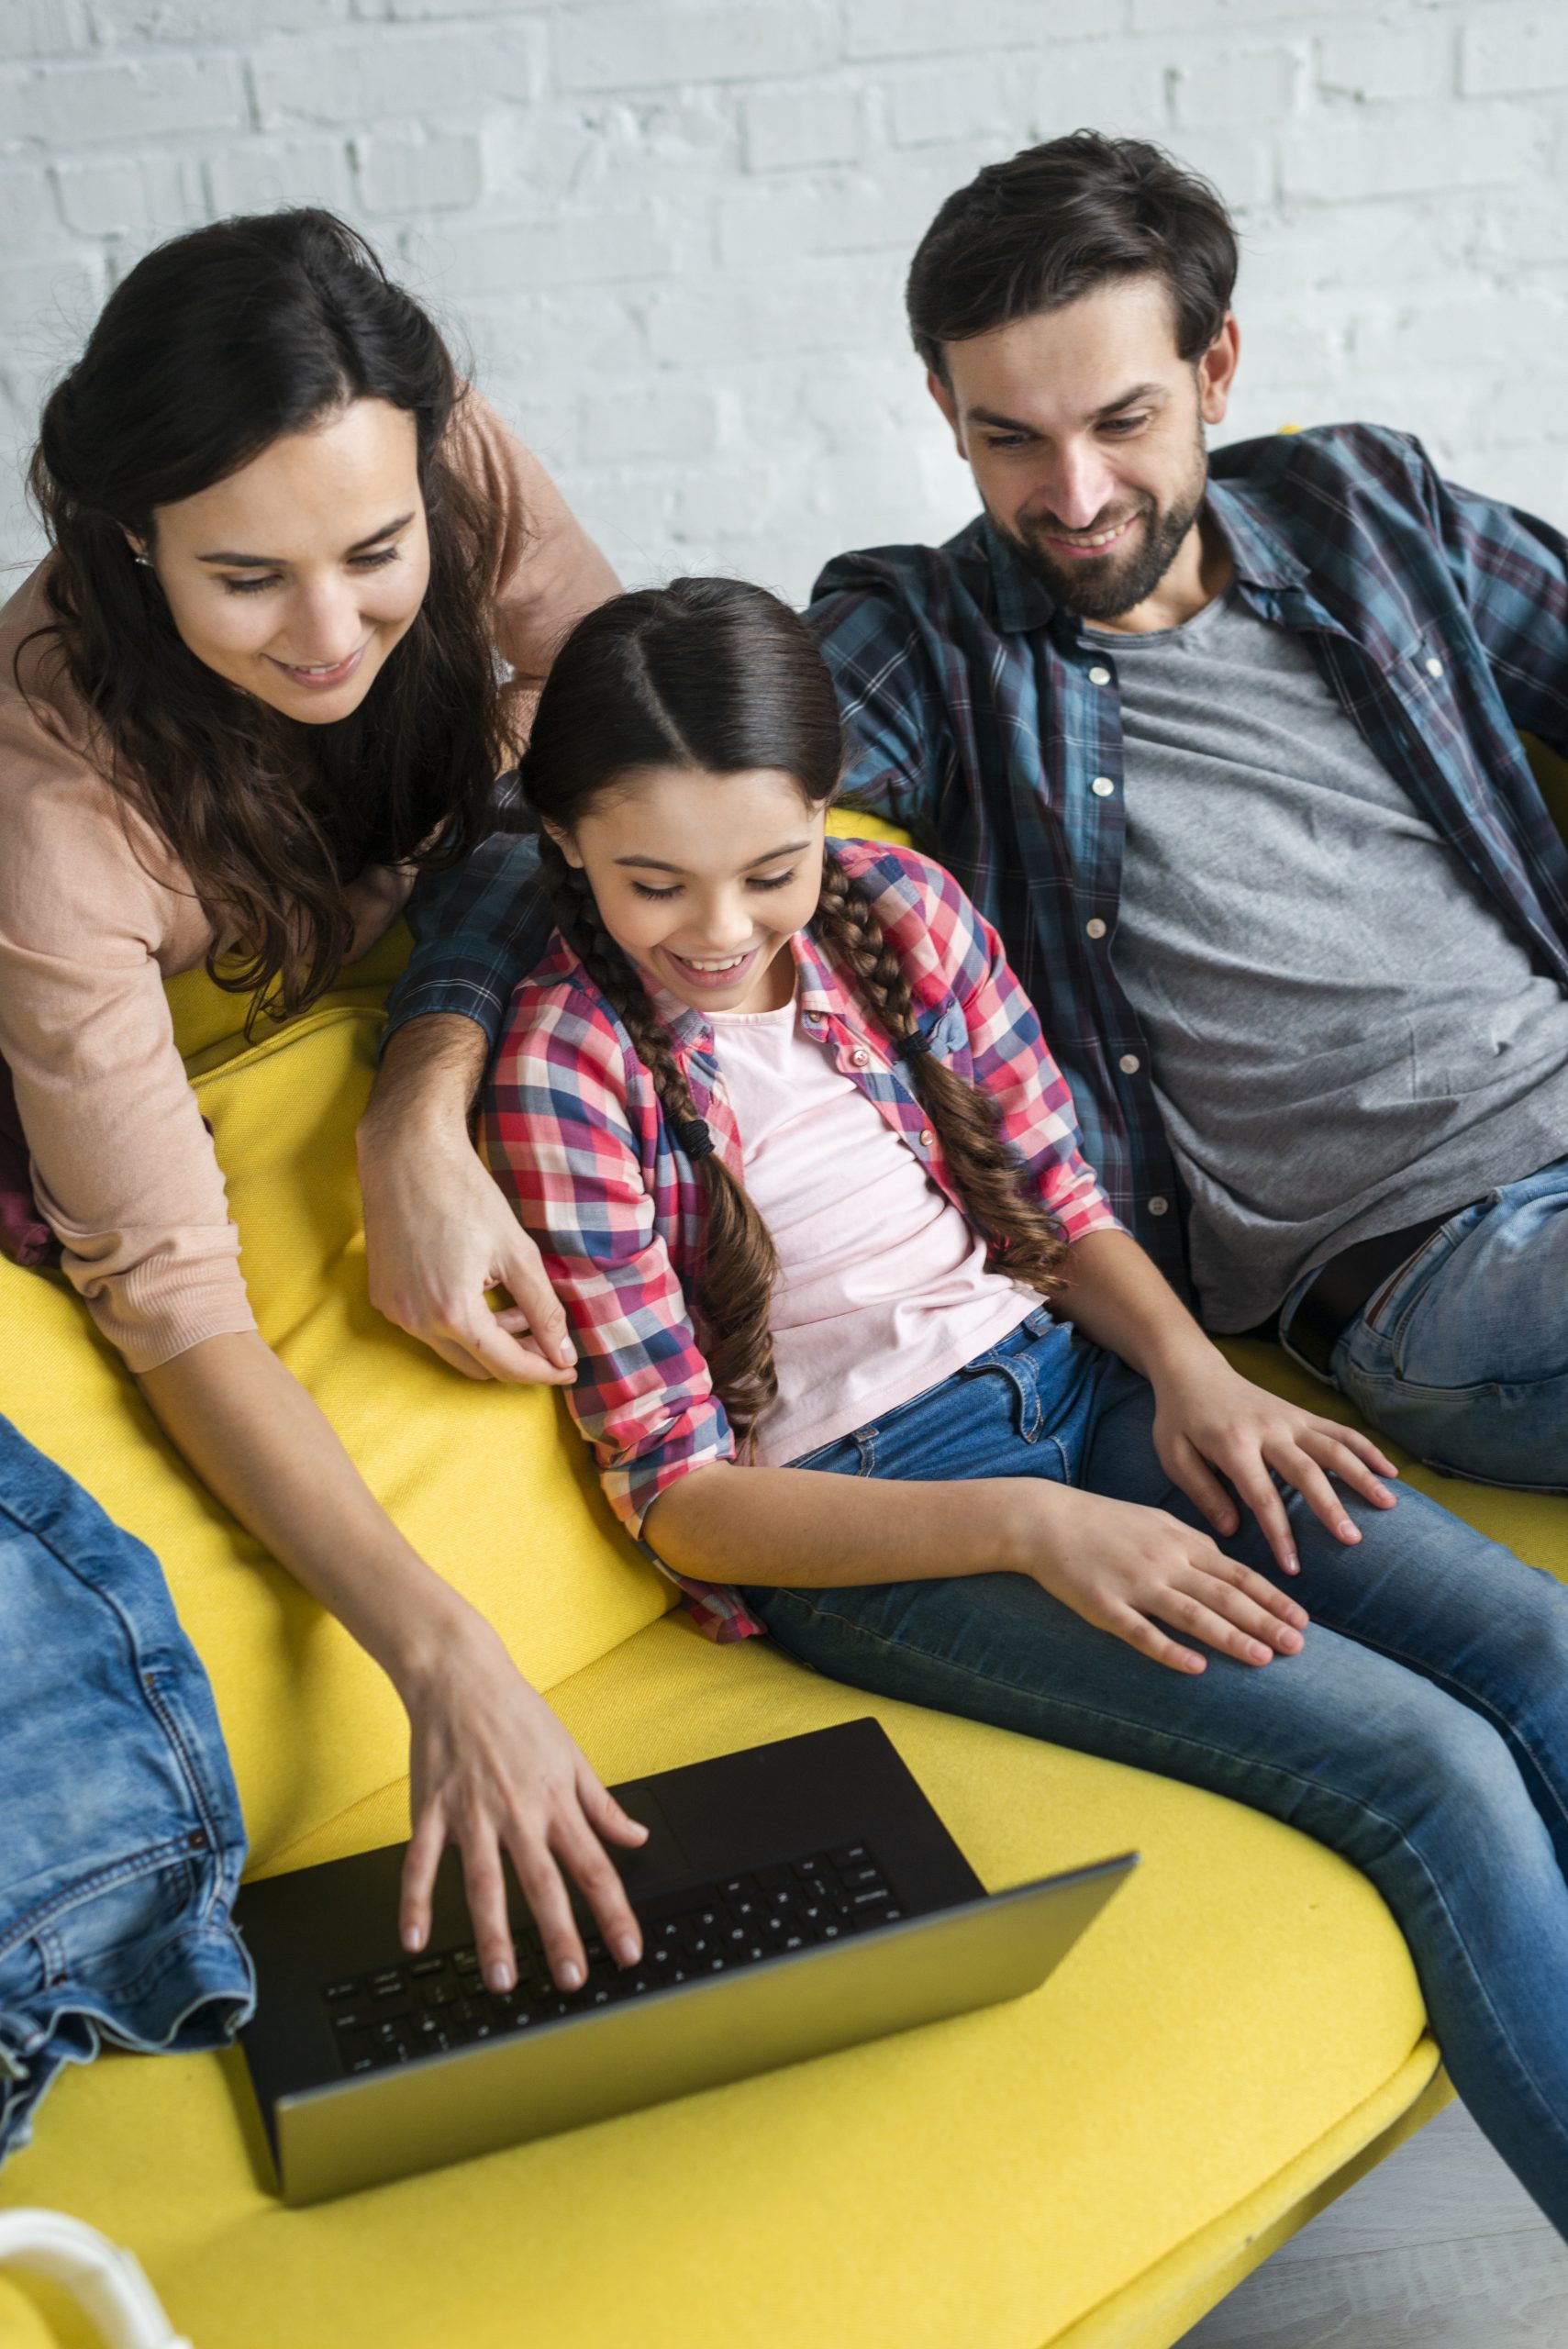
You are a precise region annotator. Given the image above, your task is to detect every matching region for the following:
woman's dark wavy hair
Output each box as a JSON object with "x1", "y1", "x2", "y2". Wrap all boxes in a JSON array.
[
  {"x1": 517, "y1": 577, "x2": 1067, "y2": 1447},
  {"x1": 23, "y1": 206, "x2": 517, "y2": 1019},
  {"x1": 906, "y1": 131, "x2": 1239, "y2": 381}
]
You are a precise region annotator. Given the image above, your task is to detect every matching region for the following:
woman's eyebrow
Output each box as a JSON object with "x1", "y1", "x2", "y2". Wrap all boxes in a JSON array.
[
  {"x1": 195, "y1": 512, "x2": 417, "y2": 566},
  {"x1": 613, "y1": 839, "x2": 812, "y2": 873}
]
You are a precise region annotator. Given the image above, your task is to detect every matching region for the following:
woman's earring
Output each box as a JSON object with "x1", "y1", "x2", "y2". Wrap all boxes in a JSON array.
[{"x1": 134, "y1": 554, "x2": 152, "y2": 568}]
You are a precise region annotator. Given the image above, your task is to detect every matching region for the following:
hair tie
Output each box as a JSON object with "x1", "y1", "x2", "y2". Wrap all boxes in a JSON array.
[
  {"x1": 898, "y1": 1029, "x2": 931, "y2": 1062},
  {"x1": 672, "y1": 1116, "x2": 716, "y2": 1163}
]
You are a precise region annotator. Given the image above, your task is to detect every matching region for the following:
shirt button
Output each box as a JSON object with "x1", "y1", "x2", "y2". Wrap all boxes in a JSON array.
[
  {"x1": 1118, "y1": 1052, "x2": 1141, "y2": 1074},
  {"x1": 1087, "y1": 664, "x2": 1112, "y2": 686},
  {"x1": 1425, "y1": 655, "x2": 1444, "y2": 678},
  {"x1": 1091, "y1": 775, "x2": 1116, "y2": 796},
  {"x1": 851, "y1": 1046, "x2": 870, "y2": 1067},
  {"x1": 918, "y1": 1128, "x2": 935, "y2": 1148},
  {"x1": 1085, "y1": 918, "x2": 1107, "y2": 940},
  {"x1": 1148, "y1": 1195, "x2": 1170, "y2": 1217}
]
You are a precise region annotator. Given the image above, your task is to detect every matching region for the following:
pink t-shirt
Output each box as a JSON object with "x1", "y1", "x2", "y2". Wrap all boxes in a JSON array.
[{"x1": 706, "y1": 994, "x2": 1039, "y2": 1468}]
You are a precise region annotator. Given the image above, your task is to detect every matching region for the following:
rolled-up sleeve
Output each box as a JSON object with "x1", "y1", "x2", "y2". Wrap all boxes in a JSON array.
[
  {"x1": 482, "y1": 981, "x2": 736, "y2": 1538},
  {"x1": 0, "y1": 760, "x2": 256, "y2": 1373}
]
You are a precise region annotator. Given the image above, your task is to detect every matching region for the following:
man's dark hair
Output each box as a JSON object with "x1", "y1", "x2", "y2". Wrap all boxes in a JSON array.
[{"x1": 906, "y1": 131, "x2": 1239, "y2": 381}]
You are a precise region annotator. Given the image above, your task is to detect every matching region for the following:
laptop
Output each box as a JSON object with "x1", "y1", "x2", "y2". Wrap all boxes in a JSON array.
[{"x1": 236, "y1": 1717, "x2": 1136, "y2": 2204}]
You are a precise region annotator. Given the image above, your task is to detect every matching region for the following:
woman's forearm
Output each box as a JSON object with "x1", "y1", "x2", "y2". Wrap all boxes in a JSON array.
[
  {"x1": 139, "y1": 1330, "x2": 469, "y2": 1692},
  {"x1": 1052, "y1": 1227, "x2": 1215, "y2": 1385},
  {"x1": 643, "y1": 1457, "x2": 1051, "y2": 1590}
]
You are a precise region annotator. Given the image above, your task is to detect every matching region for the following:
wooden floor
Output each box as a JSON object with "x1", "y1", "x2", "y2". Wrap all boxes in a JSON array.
[{"x1": 1176, "y1": 2100, "x2": 1568, "y2": 2348}]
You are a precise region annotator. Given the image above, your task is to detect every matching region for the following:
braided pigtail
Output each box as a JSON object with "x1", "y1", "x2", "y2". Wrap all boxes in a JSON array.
[
  {"x1": 539, "y1": 833, "x2": 782, "y2": 1443},
  {"x1": 812, "y1": 848, "x2": 1069, "y2": 1294}
]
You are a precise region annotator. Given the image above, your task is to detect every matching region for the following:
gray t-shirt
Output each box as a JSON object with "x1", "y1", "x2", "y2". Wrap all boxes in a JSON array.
[{"x1": 1100, "y1": 584, "x2": 1568, "y2": 1330}]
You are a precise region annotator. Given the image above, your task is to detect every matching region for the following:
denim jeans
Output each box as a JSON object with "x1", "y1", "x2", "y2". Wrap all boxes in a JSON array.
[
  {"x1": 745, "y1": 1309, "x2": 1568, "y2": 2234},
  {"x1": 1279, "y1": 1154, "x2": 1568, "y2": 1492},
  {"x1": 0, "y1": 1416, "x2": 253, "y2": 2165}
]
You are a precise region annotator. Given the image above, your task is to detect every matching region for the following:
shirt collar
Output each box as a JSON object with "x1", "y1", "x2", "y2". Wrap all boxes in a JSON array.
[
  {"x1": 980, "y1": 473, "x2": 1313, "y2": 642},
  {"x1": 657, "y1": 927, "x2": 854, "y2": 1058}
]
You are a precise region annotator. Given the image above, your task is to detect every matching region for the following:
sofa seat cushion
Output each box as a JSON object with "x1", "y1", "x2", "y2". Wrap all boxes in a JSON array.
[
  {"x1": 0, "y1": 1613, "x2": 1438, "y2": 2349},
  {"x1": 0, "y1": 990, "x2": 673, "y2": 1878}
]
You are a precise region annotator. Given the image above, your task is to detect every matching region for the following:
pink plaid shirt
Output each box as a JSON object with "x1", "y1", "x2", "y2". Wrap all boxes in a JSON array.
[{"x1": 483, "y1": 841, "x2": 1119, "y2": 1640}]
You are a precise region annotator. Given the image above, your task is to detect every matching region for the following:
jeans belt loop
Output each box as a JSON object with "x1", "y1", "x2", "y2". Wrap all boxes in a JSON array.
[{"x1": 1282, "y1": 1207, "x2": 1467, "y2": 1380}]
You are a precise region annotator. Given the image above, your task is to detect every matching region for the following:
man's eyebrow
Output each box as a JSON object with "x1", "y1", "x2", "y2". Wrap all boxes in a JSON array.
[
  {"x1": 966, "y1": 384, "x2": 1166, "y2": 434},
  {"x1": 612, "y1": 839, "x2": 813, "y2": 873},
  {"x1": 195, "y1": 512, "x2": 417, "y2": 566}
]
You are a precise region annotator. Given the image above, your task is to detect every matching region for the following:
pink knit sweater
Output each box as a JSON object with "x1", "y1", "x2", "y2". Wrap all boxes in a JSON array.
[{"x1": 0, "y1": 392, "x2": 617, "y2": 1373}]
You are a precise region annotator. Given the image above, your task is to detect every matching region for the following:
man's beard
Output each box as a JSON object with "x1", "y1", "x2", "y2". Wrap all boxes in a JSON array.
[{"x1": 999, "y1": 439, "x2": 1209, "y2": 623}]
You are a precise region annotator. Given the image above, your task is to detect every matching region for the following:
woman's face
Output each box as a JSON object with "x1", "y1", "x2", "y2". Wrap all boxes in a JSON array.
[
  {"x1": 134, "y1": 396, "x2": 431, "y2": 725},
  {"x1": 550, "y1": 765, "x2": 828, "y2": 1018}
]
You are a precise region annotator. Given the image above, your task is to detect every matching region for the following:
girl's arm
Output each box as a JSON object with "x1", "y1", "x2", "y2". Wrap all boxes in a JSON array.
[
  {"x1": 643, "y1": 1442, "x2": 1307, "y2": 1680},
  {"x1": 1051, "y1": 1228, "x2": 1398, "y2": 1572},
  {"x1": 139, "y1": 1332, "x2": 649, "y2": 1996}
]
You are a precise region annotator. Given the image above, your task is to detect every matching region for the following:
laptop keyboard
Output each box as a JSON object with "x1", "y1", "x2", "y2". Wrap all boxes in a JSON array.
[{"x1": 321, "y1": 1841, "x2": 903, "y2": 2077}]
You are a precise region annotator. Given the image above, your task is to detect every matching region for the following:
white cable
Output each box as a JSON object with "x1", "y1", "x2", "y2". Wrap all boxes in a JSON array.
[{"x1": 0, "y1": 2210, "x2": 192, "y2": 2349}]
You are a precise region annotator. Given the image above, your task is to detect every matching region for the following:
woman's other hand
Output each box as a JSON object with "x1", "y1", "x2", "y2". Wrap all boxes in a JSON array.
[
  {"x1": 359, "y1": 1011, "x2": 576, "y2": 1384},
  {"x1": 397, "y1": 1607, "x2": 650, "y2": 1992},
  {"x1": 1022, "y1": 1484, "x2": 1310, "y2": 1675},
  {"x1": 1148, "y1": 1349, "x2": 1398, "y2": 1577}
]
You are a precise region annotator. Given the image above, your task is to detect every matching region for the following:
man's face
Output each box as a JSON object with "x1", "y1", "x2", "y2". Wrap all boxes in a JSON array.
[{"x1": 929, "y1": 276, "x2": 1239, "y2": 623}]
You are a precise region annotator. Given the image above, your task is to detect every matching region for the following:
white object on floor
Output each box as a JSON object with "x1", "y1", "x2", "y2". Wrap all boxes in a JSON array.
[{"x1": 0, "y1": 2210, "x2": 191, "y2": 2349}]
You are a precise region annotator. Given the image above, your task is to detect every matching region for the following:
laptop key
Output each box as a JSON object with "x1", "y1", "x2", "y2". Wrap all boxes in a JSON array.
[{"x1": 324, "y1": 1979, "x2": 360, "y2": 2001}]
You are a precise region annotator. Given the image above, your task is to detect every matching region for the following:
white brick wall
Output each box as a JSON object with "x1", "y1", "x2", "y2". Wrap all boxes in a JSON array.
[{"x1": 1, "y1": 0, "x2": 1565, "y2": 604}]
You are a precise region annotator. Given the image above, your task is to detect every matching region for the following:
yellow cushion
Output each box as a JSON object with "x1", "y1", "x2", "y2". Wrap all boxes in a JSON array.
[
  {"x1": 0, "y1": 979, "x2": 671, "y2": 1877},
  {"x1": 0, "y1": 1617, "x2": 1439, "y2": 2349}
]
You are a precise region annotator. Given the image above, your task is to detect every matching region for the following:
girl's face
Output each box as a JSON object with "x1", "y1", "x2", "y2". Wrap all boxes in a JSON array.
[
  {"x1": 550, "y1": 764, "x2": 828, "y2": 1018},
  {"x1": 131, "y1": 395, "x2": 431, "y2": 725}
]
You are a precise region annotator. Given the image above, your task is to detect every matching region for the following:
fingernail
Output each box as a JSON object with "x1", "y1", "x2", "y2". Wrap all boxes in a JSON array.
[
  {"x1": 1284, "y1": 1550, "x2": 1299, "y2": 1575},
  {"x1": 556, "y1": 1340, "x2": 577, "y2": 1368},
  {"x1": 615, "y1": 1934, "x2": 639, "y2": 1966},
  {"x1": 561, "y1": 1959, "x2": 584, "y2": 1991},
  {"x1": 403, "y1": 1924, "x2": 423, "y2": 1952},
  {"x1": 1184, "y1": 1653, "x2": 1205, "y2": 1673},
  {"x1": 1278, "y1": 1629, "x2": 1301, "y2": 1652},
  {"x1": 1373, "y1": 1484, "x2": 1394, "y2": 1505},
  {"x1": 488, "y1": 1962, "x2": 514, "y2": 1994},
  {"x1": 1338, "y1": 1520, "x2": 1361, "y2": 1542}
]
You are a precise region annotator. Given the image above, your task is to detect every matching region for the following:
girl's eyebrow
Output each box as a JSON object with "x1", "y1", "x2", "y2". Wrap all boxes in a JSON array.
[{"x1": 613, "y1": 838, "x2": 812, "y2": 873}]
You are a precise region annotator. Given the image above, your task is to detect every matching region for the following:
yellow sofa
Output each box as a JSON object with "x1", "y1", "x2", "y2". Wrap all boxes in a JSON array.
[{"x1": 0, "y1": 811, "x2": 1562, "y2": 2349}]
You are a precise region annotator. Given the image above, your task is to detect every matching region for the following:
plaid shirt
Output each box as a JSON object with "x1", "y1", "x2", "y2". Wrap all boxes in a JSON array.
[
  {"x1": 389, "y1": 423, "x2": 1568, "y2": 1291},
  {"x1": 481, "y1": 840, "x2": 1118, "y2": 1641}
]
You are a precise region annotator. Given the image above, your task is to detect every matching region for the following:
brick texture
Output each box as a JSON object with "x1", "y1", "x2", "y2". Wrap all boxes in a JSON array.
[{"x1": 0, "y1": 0, "x2": 1562, "y2": 601}]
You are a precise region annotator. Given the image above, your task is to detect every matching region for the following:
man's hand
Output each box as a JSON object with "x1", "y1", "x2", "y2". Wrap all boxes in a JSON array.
[
  {"x1": 1150, "y1": 1348, "x2": 1398, "y2": 1577},
  {"x1": 359, "y1": 1013, "x2": 576, "y2": 1385}
]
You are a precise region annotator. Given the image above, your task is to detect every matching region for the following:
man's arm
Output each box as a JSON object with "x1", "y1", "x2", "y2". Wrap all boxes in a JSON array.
[
  {"x1": 807, "y1": 573, "x2": 950, "y2": 845},
  {"x1": 361, "y1": 832, "x2": 575, "y2": 1382}
]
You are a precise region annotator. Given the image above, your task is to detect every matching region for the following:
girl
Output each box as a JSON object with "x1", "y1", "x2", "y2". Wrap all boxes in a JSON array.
[
  {"x1": 0, "y1": 209, "x2": 650, "y2": 1987},
  {"x1": 485, "y1": 575, "x2": 1568, "y2": 2234}
]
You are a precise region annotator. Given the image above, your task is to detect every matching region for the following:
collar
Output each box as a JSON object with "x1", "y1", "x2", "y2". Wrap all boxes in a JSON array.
[
  {"x1": 654, "y1": 927, "x2": 858, "y2": 1059},
  {"x1": 979, "y1": 470, "x2": 1315, "y2": 643}
]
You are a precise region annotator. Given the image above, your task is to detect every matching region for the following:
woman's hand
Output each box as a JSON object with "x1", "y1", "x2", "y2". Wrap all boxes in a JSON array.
[
  {"x1": 1148, "y1": 1346, "x2": 1398, "y2": 1576},
  {"x1": 396, "y1": 1608, "x2": 650, "y2": 1993},
  {"x1": 1024, "y1": 1483, "x2": 1310, "y2": 1675}
]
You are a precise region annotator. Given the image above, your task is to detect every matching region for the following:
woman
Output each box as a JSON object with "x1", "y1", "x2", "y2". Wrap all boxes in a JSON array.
[
  {"x1": 484, "y1": 576, "x2": 1568, "y2": 2232},
  {"x1": 0, "y1": 209, "x2": 651, "y2": 1996}
]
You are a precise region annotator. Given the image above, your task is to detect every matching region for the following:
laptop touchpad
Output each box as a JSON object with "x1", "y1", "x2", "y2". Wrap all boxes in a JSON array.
[{"x1": 605, "y1": 1782, "x2": 695, "y2": 1900}]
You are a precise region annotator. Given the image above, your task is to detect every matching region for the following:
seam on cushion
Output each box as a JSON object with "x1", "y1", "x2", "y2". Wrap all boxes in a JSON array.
[
  {"x1": 190, "y1": 1005, "x2": 384, "y2": 1096},
  {"x1": 249, "y1": 1773, "x2": 413, "y2": 1880}
]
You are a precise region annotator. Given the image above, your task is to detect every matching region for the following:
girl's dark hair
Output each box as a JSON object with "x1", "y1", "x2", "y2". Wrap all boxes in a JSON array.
[
  {"x1": 22, "y1": 206, "x2": 517, "y2": 1019},
  {"x1": 520, "y1": 576, "x2": 1067, "y2": 1446},
  {"x1": 906, "y1": 131, "x2": 1239, "y2": 382}
]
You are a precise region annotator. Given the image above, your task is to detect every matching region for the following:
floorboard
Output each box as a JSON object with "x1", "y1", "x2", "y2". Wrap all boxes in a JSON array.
[{"x1": 1176, "y1": 2101, "x2": 1568, "y2": 2348}]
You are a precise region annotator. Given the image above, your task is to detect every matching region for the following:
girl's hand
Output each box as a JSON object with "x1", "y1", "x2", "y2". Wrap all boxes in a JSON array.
[
  {"x1": 1025, "y1": 1484, "x2": 1310, "y2": 1675},
  {"x1": 395, "y1": 1609, "x2": 650, "y2": 1993},
  {"x1": 1150, "y1": 1349, "x2": 1398, "y2": 1577}
]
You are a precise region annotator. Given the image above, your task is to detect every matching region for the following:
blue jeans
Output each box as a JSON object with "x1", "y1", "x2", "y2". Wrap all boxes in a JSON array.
[
  {"x1": 0, "y1": 1417, "x2": 253, "y2": 2165},
  {"x1": 745, "y1": 1310, "x2": 1568, "y2": 2234},
  {"x1": 1280, "y1": 1155, "x2": 1568, "y2": 1491}
]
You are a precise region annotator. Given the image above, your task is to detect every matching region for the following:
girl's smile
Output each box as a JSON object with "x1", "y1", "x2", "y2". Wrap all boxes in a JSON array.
[{"x1": 548, "y1": 763, "x2": 828, "y2": 1019}]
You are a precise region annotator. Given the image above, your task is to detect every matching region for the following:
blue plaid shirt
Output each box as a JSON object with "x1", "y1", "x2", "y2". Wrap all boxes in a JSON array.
[{"x1": 386, "y1": 424, "x2": 1568, "y2": 1291}]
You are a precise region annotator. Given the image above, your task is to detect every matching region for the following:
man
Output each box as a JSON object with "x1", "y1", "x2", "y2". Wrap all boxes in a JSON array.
[{"x1": 362, "y1": 132, "x2": 1568, "y2": 1490}]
